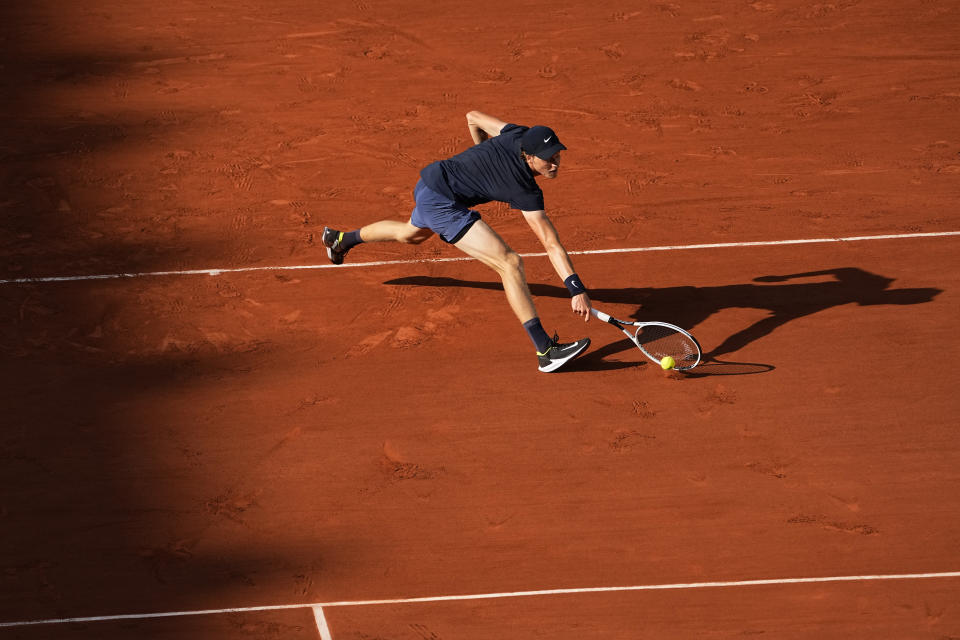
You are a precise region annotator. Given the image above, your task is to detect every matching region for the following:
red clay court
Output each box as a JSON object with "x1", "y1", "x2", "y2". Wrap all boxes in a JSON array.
[{"x1": 1, "y1": 1, "x2": 959, "y2": 638}]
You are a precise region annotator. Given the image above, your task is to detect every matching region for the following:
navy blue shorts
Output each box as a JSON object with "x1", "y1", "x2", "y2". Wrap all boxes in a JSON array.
[{"x1": 409, "y1": 179, "x2": 481, "y2": 244}]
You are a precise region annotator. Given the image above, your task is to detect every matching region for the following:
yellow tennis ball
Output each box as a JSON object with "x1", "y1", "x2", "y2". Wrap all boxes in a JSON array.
[{"x1": 660, "y1": 356, "x2": 676, "y2": 370}]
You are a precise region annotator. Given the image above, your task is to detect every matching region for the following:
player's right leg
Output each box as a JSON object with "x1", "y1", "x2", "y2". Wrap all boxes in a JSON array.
[
  {"x1": 451, "y1": 220, "x2": 536, "y2": 322},
  {"x1": 454, "y1": 220, "x2": 590, "y2": 372}
]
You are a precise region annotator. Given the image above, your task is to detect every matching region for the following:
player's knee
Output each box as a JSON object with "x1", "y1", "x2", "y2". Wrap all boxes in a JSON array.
[{"x1": 501, "y1": 249, "x2": 524, "y2": 274}]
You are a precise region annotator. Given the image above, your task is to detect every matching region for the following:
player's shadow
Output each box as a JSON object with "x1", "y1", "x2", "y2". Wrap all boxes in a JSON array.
[{"x1": 384, "y1": 267, "x2": 942, "y2": 370}]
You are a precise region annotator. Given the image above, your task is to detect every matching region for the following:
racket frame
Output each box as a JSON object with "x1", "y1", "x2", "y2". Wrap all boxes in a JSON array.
[{"x1": 591, "y1": 308, "x2": 702, "y2": 370}]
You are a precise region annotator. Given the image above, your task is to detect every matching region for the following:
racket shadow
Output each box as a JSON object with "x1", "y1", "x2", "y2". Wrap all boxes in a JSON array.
[
  {"x1": 577, "y1": 340, "x2": 774, "y2": 376},
  {"x1": 680, "y1": 359, "x2": 776, "y2": 377}
]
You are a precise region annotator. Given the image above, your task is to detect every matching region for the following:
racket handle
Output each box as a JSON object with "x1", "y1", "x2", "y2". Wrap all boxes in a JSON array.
[{"x1": 590, "y1": 308, "x2": 612, "y2": 323}]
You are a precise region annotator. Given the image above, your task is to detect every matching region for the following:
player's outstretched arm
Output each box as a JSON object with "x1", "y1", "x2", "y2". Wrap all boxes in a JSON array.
[
  {"x1": 466, "y1": 111, "x2": 508, "y2": 144},
  {"x1": 522, "y1": 209, "x2": 592, "y2": 321}
]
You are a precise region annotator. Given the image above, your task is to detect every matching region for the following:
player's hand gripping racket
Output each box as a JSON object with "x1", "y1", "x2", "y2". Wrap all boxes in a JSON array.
[{"x1": 591, "y1": 308, "x2": 702, "y2": 371}]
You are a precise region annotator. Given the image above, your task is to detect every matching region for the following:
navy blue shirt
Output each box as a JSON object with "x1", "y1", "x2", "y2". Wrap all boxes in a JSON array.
[{"x1": 419, "y1": 124, "x2": 545, "y2": 211}]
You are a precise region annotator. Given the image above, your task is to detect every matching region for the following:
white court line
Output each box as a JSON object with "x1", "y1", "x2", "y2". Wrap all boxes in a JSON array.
[
  {"x1": 1, "y1": 230, "x2": 958, "y2": 285},
  {"x1": 1, "y1": 571, "x2": 959, "y2": 628},
  {"x1": 313, "y1": 606, "x2": 333, "y2": 640}
]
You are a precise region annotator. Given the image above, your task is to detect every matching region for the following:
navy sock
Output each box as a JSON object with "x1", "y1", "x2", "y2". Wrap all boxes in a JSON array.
[
  {"x1": 340, "y1": 230, "x2": 363, "y2": 250},
  {"x1": 523, "y1": 317, "x2": 553, "y2": 353}
]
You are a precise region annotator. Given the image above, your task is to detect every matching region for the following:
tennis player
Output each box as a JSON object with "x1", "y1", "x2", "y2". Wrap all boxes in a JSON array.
[{"x1": 322, "y1": 111, "x2": 592, "y2": 372}]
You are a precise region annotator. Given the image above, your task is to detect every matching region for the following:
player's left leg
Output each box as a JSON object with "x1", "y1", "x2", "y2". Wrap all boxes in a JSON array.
[
  {"x1": 323, "y1": 179, "x2": 446, "y2": 264},
  {"x1": 322, "y1": 220, "x2": 433, "y2": 264},
  {"x1": 358, "y1": 220, "x2": 434, "y2": 244}
]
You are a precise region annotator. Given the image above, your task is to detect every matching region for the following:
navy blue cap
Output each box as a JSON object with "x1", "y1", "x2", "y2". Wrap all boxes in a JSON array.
[{"x1": 520, "y1": 125, "x2": 566, "y2": 160}]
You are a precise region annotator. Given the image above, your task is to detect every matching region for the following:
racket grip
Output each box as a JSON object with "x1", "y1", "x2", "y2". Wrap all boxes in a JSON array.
[{"x1": 590, "y1": 308, "x2": 611, "y2": 322}]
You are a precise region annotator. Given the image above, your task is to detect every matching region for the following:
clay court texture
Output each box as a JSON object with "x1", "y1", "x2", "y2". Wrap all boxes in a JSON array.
[{"x1": 2, "y1": 1, "x2": 959, "y2": 638}]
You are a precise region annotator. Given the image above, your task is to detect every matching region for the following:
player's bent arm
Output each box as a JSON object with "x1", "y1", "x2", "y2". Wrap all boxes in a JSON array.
[{"x1": 466, "y1": 111, "x2": 508, "y2": 144}]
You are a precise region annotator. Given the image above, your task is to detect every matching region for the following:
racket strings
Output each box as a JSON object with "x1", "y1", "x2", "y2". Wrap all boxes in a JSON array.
[{"x1": 634, "y1": 325, "x2": 700, "y2": 367}]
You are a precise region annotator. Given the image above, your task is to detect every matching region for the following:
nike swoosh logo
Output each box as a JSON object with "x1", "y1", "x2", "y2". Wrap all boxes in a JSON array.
[{"x1": 543, "y1": 136, "x2": 552, "y2": 143}]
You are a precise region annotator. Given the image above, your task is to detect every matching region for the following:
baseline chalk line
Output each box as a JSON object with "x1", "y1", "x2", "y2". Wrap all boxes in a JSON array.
[
  {"x1": 2, "y1": 570, "x2": 959, "y2": 628},
  {"x1": 1, "y1": 230, "x2": 958, "y2": 285}
]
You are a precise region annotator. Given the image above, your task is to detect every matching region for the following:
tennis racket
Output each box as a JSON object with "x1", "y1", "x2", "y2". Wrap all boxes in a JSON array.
[{"x1": 591, "y1": 308, "x2": 702, "y2": 371}]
